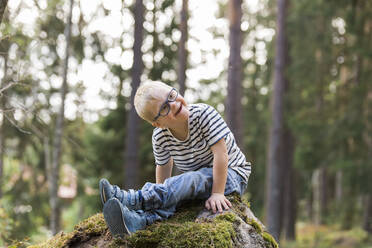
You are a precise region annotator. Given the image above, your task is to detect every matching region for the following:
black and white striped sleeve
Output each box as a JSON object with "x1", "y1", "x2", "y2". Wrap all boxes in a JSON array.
[
  {"x1": 199, "y1": 105, "x2": 230, "y2": 147},
  {"x1": 152, "y1": 130, "x2": 171, "y2": 166}
]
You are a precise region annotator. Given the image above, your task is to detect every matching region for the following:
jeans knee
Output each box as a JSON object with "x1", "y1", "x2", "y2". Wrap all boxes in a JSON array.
[
  {"x1": 167, "y1": 170, "x2": 211, "y2": 193},
  {"x1": 189, "y1": 170, "x2": 210, "y2": 185}
]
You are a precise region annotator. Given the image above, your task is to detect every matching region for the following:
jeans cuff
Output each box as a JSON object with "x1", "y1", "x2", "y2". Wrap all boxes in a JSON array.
[
  {"x1": 144, "y1": 211, "x2": 156, "y2": 225},
  {"x1": 141, "y1": 190, "x2": 155, "y2": 210}
]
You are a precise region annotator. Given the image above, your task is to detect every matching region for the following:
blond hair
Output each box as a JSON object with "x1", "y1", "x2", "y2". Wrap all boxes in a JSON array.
[{"x1": 134, "y1": 81, "x2": 172, "y2": 122}]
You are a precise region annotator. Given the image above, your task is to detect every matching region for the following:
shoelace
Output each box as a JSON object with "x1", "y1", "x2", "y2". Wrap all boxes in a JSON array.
[{"x1": 112, "y1": 185, "x2": 124, "y2": 203}]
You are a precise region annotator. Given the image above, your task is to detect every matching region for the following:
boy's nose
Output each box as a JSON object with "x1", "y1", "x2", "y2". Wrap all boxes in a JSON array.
[
  {"x1": 169, "y1": 100, "x2": 179, "y2": 111},
  {"x1": 169, "y1": 101, "x2": 177, "y2": 108}
]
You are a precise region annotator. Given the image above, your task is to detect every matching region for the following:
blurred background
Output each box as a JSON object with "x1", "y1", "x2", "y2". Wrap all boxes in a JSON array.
[{"x1": 0, "y1": 0, "x2": 371, "y2": 247}]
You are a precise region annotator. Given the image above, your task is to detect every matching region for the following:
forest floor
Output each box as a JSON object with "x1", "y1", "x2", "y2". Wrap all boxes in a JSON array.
[{"x1": 281, "y1": 222, "x2": 372, "y2": 248}]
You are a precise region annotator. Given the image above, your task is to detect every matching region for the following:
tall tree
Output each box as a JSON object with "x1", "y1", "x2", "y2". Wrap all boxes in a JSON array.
[
  {"x1": 0, "y1": 0, "x2": 8, "y2": 202},
  {"x1": 49, "y1": 0, "x2": 73, "y2": 235},
  {"x1": 0, "y1": 0, "x2": 7, "y2": 24},
  {"x1": 358, "y1": 2, "x2": 372, "y2": 234},
  {"x1": 0, "y1": 42, "x2": 8, "y2": 199},
  {"x1": 177, "y1": 0, "x2": 188, "y2": 96},
  {"x1": 363, "y1": 56, "x2": 372, "y2": 235},
  {"x1": 226, "y1": 0, "x2": 243, "y2": 147},
  {"x1": 281, "y1": 14, "x2": 295, "y2": 237},
  {"x1": 123, "y1": 0, "x2": 144, "y2": 189},
  {"x1": 265, "y1": 0, "x2": 289, "y2": 241},
  {"x1": 312, "y1": 167, "x2": 327, "y2": 225},
  {"x1": 282, "y1": 128, "x2": 296, "y2": 240}
]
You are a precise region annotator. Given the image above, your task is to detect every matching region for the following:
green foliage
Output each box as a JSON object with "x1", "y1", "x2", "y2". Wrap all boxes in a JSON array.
[
  {"x1": 282, "y1": 224, "x2": 372, "y2": 248},
  {"x1": 81, "y1": 110, "x2": 127, "y2": 184},
  {"x1": 1, "y1": 0, "x2": 372, "y2": 244},
  {"x1": 146, "y1": 0, "x2": 178, "y2": 83},
  {"x1": 0, "y1": 199, "x2": 14, "y2": 246},
  {"x1": 286, "y1": 0, "x2": 372, "y2": 223},
  {"x1": 161, "y1": 0, "x2": 175, "y2": 10}
]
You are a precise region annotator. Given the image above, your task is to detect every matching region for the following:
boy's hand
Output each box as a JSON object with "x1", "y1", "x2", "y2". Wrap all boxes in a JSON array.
[{"x1": 205, "y1": 193, "x2": 232, "y2": 213}]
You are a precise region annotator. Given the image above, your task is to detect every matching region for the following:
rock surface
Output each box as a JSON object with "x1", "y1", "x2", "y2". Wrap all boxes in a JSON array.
[{"x1": 29, "y1": 194, "x2": 278, "y2": 248}]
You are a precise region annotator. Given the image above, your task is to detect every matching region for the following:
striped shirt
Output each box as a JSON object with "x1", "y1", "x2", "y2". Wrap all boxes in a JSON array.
[{"x1": 152, "y1": 103, "x2": 251, "y2": 182}]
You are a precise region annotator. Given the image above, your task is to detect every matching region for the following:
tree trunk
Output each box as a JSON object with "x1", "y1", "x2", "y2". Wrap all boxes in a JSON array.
[
  {"x1": 49, "y1": 0, "x2": 73, "y2": 235},
  {"x1": 335, "y1": 170, "x2": 343, "y2": 203},
  {"x1": 123, "y1": 0, "x2": 144, "y2": 189},
  {"x1": 312, "y1": 167, "x2": 327, "y2": 225},
  {"x1": 0, "y1": 0, "x2": 8, "y2": 25},
  {"x1": 363, "y1": 194, "x2": 372, "y2": 234},
  {"x1": 282, "y1": 128, "x2": 296, "y2": 240},
  {"x1": 362, "y1": 56, "x2": 372, "y2": 234},
  {"x1": 319, "y1": 167, "x2": 328, "y2": 224},
  {"x1": 226, "y1": 0, "x2": 243, "y2": 147},
  {"x1": 44, "y1": 136, "x2": 51, "y2": 193},
  {"x1": 116, "y1": 78, "x2": 124, "y2": 104},
  {"x1": 265, "y1": 0, "x2": 288, "y2": 242},
  {"x1": 311, "y1": 169, "x2": 320, "y2": 225},
  {"x1": 177, "y1": 0, "x2": 188, "y2": 96},
  {"x1": 0, "y1": 89, "x2": 3, "y2": 200},
  {"x1": 170, "y1": 0, "x2": 189, "y2": 177},
  {"x1": 0, "y1": 49, "x2": 7, "y2": 199}
]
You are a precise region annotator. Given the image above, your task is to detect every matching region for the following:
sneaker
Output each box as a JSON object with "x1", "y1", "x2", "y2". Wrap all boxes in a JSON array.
[
  {"x1": 99, "y1": 178, "x2": 142, "y2": 210},
  {"x1": 103, "y1": 198, "x2": 147, "y2": 236}
]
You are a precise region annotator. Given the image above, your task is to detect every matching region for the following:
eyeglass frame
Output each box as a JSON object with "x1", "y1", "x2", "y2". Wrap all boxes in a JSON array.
[{"x1": 153, "y1": 88, "x2": 178, "y2": 121}]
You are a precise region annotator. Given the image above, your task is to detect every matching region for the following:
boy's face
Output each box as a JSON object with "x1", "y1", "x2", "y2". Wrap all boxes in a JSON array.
[{"x1": 149, "y1": 87, "x2": 188, "y2": 128}]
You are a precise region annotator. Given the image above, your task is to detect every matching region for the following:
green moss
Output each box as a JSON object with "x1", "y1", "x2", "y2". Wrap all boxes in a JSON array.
[
  {"x1": 262, "y1": 232, "x2": 279, "y2": 248},
  {"x1": 126, "y1": 210, "x2": 237, "y2": 248},
  {"x1": 108, "y1": 237, "x2": 127, "y2": 248},
  {"x1": 10, "y1": 240, "x2": 32, "y2": 248},
  {"x1": 29, "y1": 196, "x2": 275, "y2": 248},
  {"x1": 215, "y1": 212, "x2": 237, "y2": 223},
  {"x1": 226, "y1": 193, "x2": 250, "y2": 223},
  {"x1": 227, "y1": 192, "x2": 242, "y2": 205},
  {"x1": 28, "y1": 213, "x2": 107, "y2": 248},
  {"x1": 241, "y1": 194, "x2": 251, "y2": 209},
  {"x1": 166, "y1": 200, "x2": 204, "y2": 223},
  {"x1": 235, "y1": 208, "x2": 278, "y2": 248},
  {"x1": 246, "y1": 218, "x2": 264, "y2": 234},
  {"x1": 128, "y1": 220, "x2": 235, "y2": 248},
  {"x1": 28, "y1": 232, "x2": 74, "y2": 248},
  {"x1": 73, "y1": 213, "x2": 107, "y2": 234}
]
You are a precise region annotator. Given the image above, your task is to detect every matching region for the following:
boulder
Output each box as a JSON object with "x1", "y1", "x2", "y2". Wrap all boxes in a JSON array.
[{"x1": 29, "y1": 194, "x2": 278, "y2": 248}]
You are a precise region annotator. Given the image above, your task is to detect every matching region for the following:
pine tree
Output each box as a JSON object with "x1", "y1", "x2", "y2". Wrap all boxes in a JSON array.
[
  {"x1": 177, "y1": 0, "x2": 188, "y2": 96},
  {"x1": 226, "y1": 0, "x2": 243, "y2": 147},
  {"x1": 123, "y1": 0, "x2": 144, "y2": 189},
  {"x1": 49, "y1": 0, "x2": 73, "y2": 234},
  {"x1": 265, "y1": 0, "x2": 289, "y2": 241},
  {"x1": 0, "y1": 0, "x2": 7, "y2": 24}
]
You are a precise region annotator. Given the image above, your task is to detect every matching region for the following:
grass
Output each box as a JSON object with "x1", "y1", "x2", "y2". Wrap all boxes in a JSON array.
[{"x1": 281, "y1": 222, "x2": 372, "y2": 248}]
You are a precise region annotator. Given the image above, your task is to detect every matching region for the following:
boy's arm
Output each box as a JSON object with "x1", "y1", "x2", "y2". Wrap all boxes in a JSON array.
[
  {"x1": 156, "y1": 158, "x2": 173, "y2": 184},
  {"x1": 205, "y1": 138, "x2": 232, "y2": 213}
]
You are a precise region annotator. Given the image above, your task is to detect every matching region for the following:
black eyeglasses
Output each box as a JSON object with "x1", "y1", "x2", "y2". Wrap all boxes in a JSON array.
[{"x1": 153, "y1": 88, "x2": 178, "y2": 121}]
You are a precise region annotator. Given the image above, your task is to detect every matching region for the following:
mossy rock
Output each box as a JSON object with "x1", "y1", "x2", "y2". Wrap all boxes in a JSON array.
[{"x1": 29, "y1": 194, "x2": 278, "y2": 248}]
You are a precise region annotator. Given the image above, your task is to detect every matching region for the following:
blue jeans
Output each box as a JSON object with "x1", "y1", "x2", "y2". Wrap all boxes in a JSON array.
[{"x1": 139, "y1": 167, "x2": 248, "y2": 224}]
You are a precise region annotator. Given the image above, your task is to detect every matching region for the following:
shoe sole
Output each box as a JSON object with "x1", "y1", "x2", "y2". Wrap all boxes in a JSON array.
[
  {"x1": 99, "y1": 179, "x2": 108, "y2": 205},
  {"x1": 103, "y1": 198, "x2": 131, "y2": 236}
]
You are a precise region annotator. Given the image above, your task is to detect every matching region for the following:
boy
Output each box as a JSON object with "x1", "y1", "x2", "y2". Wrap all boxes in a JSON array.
[{"x1": 100, "y1": 81, "x2": 251, "y2": 236}]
